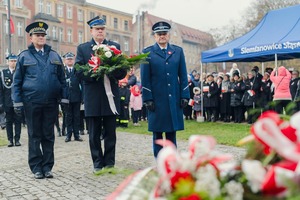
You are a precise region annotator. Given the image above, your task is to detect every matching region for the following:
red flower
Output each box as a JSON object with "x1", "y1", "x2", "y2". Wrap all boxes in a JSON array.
[
  {"x1": 88, "y1": 55, "x2": 101, "y2": 72},
  {"x1": 130, "y1": 54, "x2": 138, "y2": 58},
  {"x1": 170, "y1": 171, "x2": 193, "y2": 189},
  {"x1": 109, "y1": 46, "x2": 122, "y2": 55}
]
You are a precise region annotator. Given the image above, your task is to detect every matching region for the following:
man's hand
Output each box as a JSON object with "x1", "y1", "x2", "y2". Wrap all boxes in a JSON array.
[
  {"x1": 144, "y1": 101, "x2": 155, "y2": 112},
  {"x1": 180, "y1": 99, "x2": 188, "y2": 108},
  {"x1": 14, "y1": 106, "x2": 23, "y2": 116}
]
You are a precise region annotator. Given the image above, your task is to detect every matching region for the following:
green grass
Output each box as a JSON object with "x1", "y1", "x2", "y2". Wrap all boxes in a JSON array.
[
  {"x1": 0, "y1": 130, "x2": 7, "y2": 147},
  {"x1": 117, "y1": 120, "x2": 251, "y2": 146}
]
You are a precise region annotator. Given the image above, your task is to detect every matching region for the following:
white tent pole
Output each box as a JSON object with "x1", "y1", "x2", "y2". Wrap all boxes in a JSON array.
[
  {"x1": 198, "y1": 62, "x2": 204, "y2": 122},
  {"x1": 275, "y1": 54, "x2": 278, "y2": 75},
  {"x1": 261, "y1": 63, "x2": 264, "y2": 74}
]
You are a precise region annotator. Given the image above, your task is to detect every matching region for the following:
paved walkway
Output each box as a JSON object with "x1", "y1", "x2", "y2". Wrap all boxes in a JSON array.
[{"x1": 0, "y1": 126, "x2": 246, "y2": 200}]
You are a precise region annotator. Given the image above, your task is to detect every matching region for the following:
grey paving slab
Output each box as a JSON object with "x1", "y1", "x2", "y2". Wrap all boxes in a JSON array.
[{"x1": 0, "y1": 126, "x2": 245, "y2": 199}]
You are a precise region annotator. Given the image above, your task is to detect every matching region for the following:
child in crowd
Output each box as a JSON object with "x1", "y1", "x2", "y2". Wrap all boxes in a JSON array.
[
  {"x1": 118, "y1": 78, "x2": 130, "y2": 127},
  {"x1": 193, "y1": 87, "x2": 202, "y2": 120},
  {"x1": 130, "y1": 85, "x2": 143, "y2": 126}
]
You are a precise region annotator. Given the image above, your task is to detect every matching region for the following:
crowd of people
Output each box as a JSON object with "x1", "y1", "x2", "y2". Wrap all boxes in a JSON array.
[{"x1": 184, "y1": 63, "x2": 300, "y2": 124}]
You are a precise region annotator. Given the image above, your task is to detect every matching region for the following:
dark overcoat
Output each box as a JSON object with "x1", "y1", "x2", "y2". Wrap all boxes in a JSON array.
[
  {"x1": 75, "y1": 39, "x2": 126, "y2": 117},
  {"x1": 0, "y1": 68, "x2": 14, "y2": 109},
  {"x1": 141, "y1": 43, "x2": 190, "y2": 132}
]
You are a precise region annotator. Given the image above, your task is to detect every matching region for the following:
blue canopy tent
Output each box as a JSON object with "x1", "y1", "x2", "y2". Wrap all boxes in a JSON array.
[{"x1": 201, "y1": 4, "x2": 300, "y2": 63}]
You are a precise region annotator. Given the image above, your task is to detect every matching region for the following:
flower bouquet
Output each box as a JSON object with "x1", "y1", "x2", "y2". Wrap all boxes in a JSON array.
[
  {"x1": 75, "y1": 44, "x2": 149, "y2": 80},
  {"x1": 108, "y1": 111, "x2": 300, "y2": 200}
]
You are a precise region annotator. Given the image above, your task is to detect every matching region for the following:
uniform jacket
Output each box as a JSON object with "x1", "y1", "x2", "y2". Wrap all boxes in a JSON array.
[
  {"x1": 243, "y1": 76, "x2": 260, "y2": 107},
  {"x1": 13, "y1": 44, "x2": 68, "y2": 106},
  {"x1": 270, "y1": 66, "x2": 292, "y2": 100},
  {"x1": 0, "y1": 68, "x2": 14, "y2": 108},
  {"x1": 75, "y1": 38, "x2": 127, "y2": 117},
  {"x1": 141, "y1": 43, "x2": 190, "y2": 132},
  {"x1": 65, "y1": 67, "x2": 82, "y2": 103}
]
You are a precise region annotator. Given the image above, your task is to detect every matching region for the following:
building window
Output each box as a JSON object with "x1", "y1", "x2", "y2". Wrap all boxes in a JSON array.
[
  {"x1": 113, "y1": 18, "x2": 118, "y2": 29},
  {"x1": 90, "y1": 12, "x2": 95, "y2": 19},
  {"x1": 15, "y1": 0, "x2": 22, "y2": 8},
  {"x1": 3, "y1": 0, "x2": 8, "y2": 6},
  {"x1": 57, "y1": 5, "x2": 63, "y2": 17},
  {"x1": 46, "y1": 2, "x2": 51, "y2": 14},
  {"x1": 5, "y1": 49, "x2": 9, "y2": 58},
  {"x1": 4, "y1": 20, "x2": 8, "y2": 34},
  {"x1": 124, "y1": 41, "x2": 129, "y2": 51},
  {"x1": 124, "y1": 20, "x2": 128, "y2": 31},
  {"x1": 67, "y1": 29, "x2": 72, "y2": 43},
  {"x1": 67, "y1": 6, "x2": 72, "y2": 19},
  {"x1": 78, "y1": 31, "x2": 83, "y2": 44},
  {"x1": 78, "y1": 9, "x2": 83, "y2": 22},
  {"x1": 38, "y1": 0, "x2": 43, "y2": 13},
  {"x1": 52, "y1": 26, "x2": 57, "y2": 40},
  {"x1": 17, "y1": 22, "x2": 23, "y2": 36},
  {"x1": 102, "y1": 15, "x2": 106, "y2": 23},
  {"x1": 59, "y1": 28, "x2": 63, "y2": 41}
]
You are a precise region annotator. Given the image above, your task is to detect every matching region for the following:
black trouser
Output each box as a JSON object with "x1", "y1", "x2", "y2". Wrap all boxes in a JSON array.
[
  {"x1": 79, "y1": 110, "x2": 86, "y2": 131},
  {"x1": 153, "y1": 131, "x2": 176, "y2": 158},
  {"x1": 5, "y1": 107, "x2": 22, "y2": 142},
  {"x1": 274, "y1": 100, "x2": 292, "y2": 115},
  {"x1": 87, "y1": 115, "x2": 116, "y2": 169},
  {"x1": 233, "y1": 106, "x2": 243, "y2": 123},
  {"x1": 24, "y1": 102, "x2": 58, "y2": 174},
  {"x1": 132, "y1": 110, "x2": 141, "y2": 123},
  {"x1": 65, "y1": 102, "x2": 80, "y2": 139}
]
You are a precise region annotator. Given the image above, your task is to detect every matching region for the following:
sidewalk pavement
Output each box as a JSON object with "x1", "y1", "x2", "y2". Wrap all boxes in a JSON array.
[{"x1": 0, "y1": 127, "x2": 246, "y2": 200}]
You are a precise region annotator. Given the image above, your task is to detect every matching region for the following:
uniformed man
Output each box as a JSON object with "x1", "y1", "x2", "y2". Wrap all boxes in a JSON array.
[
  {"x1": 140, "y1": 21, "x2": 190, "y2": 158},
  {"x1": 12, "y1": 21, "x2": 68, "y2": 179},
  {"x1": 75, "y1": 16, "x2": 127, "y2": 174},
  {"x1": 0, "y1": 54, "x2": 22, "y2": 147},
  {"x1": 63, "y1": 52, "x2": 83, "y2": 142}
]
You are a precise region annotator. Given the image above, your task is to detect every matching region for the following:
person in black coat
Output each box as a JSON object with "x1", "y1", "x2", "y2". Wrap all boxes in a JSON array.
[
  {"x1": 261, "y1": 72, "x2": 273, "y2": 111},
  {"x1": 290, "y1": 70, "x2": 300, "y2": 113},
  {"x1": 220, "y1": 74, "x2": 231, "y2": 122},
  {"x1": 183, "y1": 75, "x2": 195, "y2": 120},
  {"x1": 203, "y1": 74, "x2": 219, "y2": 122},
  {"x1": 75, "y1": 16, "x2": 127, "y2": 173},
  {"x1": 229, "y1": 72, "x2": 246, "y2": 123},
  {"x1": 63, "y1": 52, "x2": 83, "y2": 142},
  {"x1": 0, "y1": 54, "x2": 22, "y2": 147},
  {"x1": 243, "y1": 70, "x2": 261, "y2": 124},
  {"x1": 118, "y1": 78, "x2": 130, "y2": 127}
]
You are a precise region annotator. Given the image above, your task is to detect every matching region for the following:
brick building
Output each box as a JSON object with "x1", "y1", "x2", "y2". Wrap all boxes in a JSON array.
[
  {"x1": 0, "y1": 0, "x2": 133, "y2": 66},
  {"x1": 133, "y1": 11, "x2": 216, "y2": 72}
]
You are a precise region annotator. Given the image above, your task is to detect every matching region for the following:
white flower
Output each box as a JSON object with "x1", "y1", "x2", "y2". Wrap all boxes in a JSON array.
[
  {"x1": 103, "y1": 46, "x2": 110, "y2": 51},
  {"x1": 194, "y1": 164, "x2": 221, "y2": 198},
  {"x1": 92, "y1": 45, "x2": 98, "y2": 51},
  {"x1": 105, "y1": 51, "x2": 112, "y2": 58},
  {"x1": 242, "y1": 159, "x2": 266, "y2": 193},
  {"x1": 224, "y1": 181, "x2": 244, "y2": 200},
  {"x1": 99, "y1": 44, "x2": 107, "y2": 49}
]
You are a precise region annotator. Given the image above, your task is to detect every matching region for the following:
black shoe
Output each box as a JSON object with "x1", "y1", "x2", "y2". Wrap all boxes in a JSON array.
[
  {"x1": 7, "y1": 141, "x2": 14, "y2": 147},
  {"x1": 62, "y1": 130, "x2": 66, "y2": 136},
  {"x1": 79, "y1": 130, "x2": 84, "y2": 135},
  {"x1": 44, "y1": 171, "x2": 53, "y2": 178},
  {"x1": 65, "y1": 137, "x2": 71, "y2": 142},
  {"x1": 15, "y1": 141, "x2": 21, "y2": 146},
  {"x1": 74, "y1": 137, "x2": 83, "y2": 142},
  {"x1": 34, "y1": 172, "x2": 44, "y2": 179}
]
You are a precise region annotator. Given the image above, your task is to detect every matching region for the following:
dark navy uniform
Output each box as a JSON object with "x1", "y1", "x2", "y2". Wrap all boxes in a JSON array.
[
  {"x1": 12, "y1": 21, "x2": 68, "y2": 178},
  {"x1": 118, "y1": 79, "x2": 130, "y2": 127},
  {"x1": 0, "y1": 54, "x2": 22, "y2": 147},
  {"x1": 63, "y1": 52, "x2": 83, "y2": 142},
  {"x1": 75, "y1": 16, "x2": 127, "y2": 171},
  {"x1": 141, "y1": 21, "x2": 190, "y2": 157}
]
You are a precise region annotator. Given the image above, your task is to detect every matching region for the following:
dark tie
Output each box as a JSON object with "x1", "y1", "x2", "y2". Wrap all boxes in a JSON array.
[
  {"x1": 38, "y1": 50, "x2": 43, "y2": 56},
  {"x1": 162, "y1": 49, "x2": 166, "y2": 57},
  {"x1": 69, "y1": 68, "x2": 72, "y2": 73}
]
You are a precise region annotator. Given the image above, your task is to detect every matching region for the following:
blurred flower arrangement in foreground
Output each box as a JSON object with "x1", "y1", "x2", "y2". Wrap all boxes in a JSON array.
[{"x1": 107, "y1": 111, "x2": 300, "y2": 200}]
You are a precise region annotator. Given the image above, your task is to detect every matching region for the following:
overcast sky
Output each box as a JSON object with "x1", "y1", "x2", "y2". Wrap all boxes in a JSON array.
[{"x1": 86, "y1": 0, "x2": 254, "y2": 31}]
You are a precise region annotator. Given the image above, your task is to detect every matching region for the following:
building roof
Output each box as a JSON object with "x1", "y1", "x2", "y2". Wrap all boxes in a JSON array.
[{"x1": 34, "y1": 13, "x2": 61, "y2": 23}]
